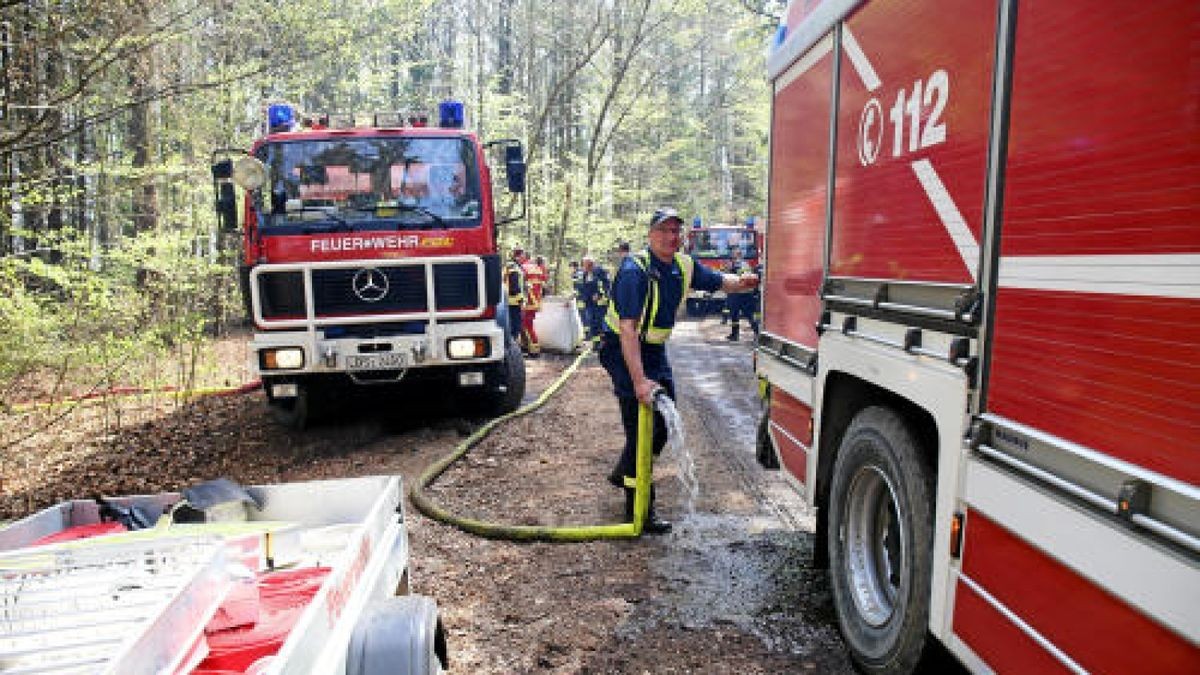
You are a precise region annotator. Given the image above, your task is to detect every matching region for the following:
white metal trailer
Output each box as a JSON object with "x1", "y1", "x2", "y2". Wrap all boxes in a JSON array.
[{"x1": 0, "y1": 475, "x2": 446, "y2": 675}]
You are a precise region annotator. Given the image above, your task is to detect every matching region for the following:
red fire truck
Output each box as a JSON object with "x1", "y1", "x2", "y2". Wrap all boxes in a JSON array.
[
  {"x1": 756, "y1": 1, "x2": 1198, "y2": 673},
  {"x1": 684, "y1": 219, "x2": 761, "y2": 315},
  {"x1": 211, "y1": 101, "x2": 528, "y2": 429}
]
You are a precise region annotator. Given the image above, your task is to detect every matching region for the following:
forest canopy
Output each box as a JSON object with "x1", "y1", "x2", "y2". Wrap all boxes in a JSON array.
[{"x1": 0, "y1": 0, "x2": 782, "y2": 401}]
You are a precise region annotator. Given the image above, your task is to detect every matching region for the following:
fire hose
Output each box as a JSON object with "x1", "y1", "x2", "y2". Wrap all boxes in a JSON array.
[{"x1": 409, "y1": 345, "x2": 661, "y2": 541}]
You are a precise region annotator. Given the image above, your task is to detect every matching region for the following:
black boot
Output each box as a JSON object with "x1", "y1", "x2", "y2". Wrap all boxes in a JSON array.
[
  {"x1": 626, "y1": 487, "x2": 672, "y2": 535},
  {"x1": 726, "y1": 323, "x2": 739, "y2": 341}
]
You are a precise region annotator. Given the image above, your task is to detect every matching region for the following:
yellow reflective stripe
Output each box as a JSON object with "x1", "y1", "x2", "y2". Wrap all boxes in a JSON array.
[
  {"x1": 603, "y1": 252, "x2": 691, "y2": 343},
  {"x1": 676, "y1": 252, "x2": 693, "y2": 296},
  {"x1": 644, "y1": 327, "x2": 671, "y2": 344},
  {"x1": 640, "y1": 257, "x2": 658, "y2": 342}
]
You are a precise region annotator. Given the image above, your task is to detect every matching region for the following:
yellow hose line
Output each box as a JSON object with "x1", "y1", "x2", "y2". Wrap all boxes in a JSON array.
[{"x1": 410, "y1": 344, "x2": 653, "y2": 542}]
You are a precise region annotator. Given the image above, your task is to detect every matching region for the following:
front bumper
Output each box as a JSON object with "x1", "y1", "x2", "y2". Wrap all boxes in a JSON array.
[{"x1": 252, "y1": 320, "x2": 504, "y2": 380}]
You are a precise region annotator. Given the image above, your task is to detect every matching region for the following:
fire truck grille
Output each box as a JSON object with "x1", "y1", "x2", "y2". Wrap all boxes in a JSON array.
[{"x1": 256, "y1": 262, "x2": 480, "y2": 320}]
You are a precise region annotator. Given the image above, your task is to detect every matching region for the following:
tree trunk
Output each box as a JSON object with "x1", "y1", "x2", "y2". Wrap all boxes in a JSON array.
[{"x1": 128, "y1": 6, "x2": 158, "y2": 234}]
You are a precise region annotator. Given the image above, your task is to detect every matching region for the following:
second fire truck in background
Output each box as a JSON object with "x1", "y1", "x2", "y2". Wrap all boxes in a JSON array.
[{"x1": 212, "y1": 102, "x2": 528, "y2": 429}]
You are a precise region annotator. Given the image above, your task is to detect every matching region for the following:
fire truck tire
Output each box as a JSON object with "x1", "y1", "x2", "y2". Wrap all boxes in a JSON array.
[
  {"x1": 827, "y1": 406, "x2": 934, "y2": 675},
  {"x1": 264, "y1": 379, "x2": 314, "y2": 430},
  {"x1": 347, "y1": 594, "x2": 448, "y2": 675},
  {"x1": 486, "y1": 339, "x2": 526, "y2": 415}
]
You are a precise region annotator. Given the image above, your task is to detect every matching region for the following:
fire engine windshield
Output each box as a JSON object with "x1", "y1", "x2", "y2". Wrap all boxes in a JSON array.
[
  {"x1": 255, "y1": 137, "x2": 482, "y2": 230},
  {"x1": 689, "y1": 229, "x2": 758, "y2": 260}
]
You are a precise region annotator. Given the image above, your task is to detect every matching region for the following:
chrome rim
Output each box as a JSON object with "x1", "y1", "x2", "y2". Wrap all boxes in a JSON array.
[{"x1": 843, "y1": 465, "x2": 905, "y2": 627}]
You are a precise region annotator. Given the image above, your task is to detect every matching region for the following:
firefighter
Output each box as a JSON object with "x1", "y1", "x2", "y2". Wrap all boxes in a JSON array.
[
  {"x1": 599, "y1": 207, "x2": 759, "y2": 534},
  {"x1": 724, "y1": 246, "x2": 759, "y2": 341},
  {"x1": 520, "y1": 251, "x2": 547, "y2": 357},
  {"x1": 578, "y1": 255, "x2": 610, "y2": 343},
  {"x1": 504, "y1": 245, "x2": 527, "y2": 347}
]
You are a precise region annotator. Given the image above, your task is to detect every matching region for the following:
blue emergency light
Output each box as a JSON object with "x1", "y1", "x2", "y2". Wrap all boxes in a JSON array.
[
  {"x1": 692, "y1": 217, "x2": 702, "y2": 229},
  {"x1": 268, "y1": 104, "x2": 296, "y2": 132},
  {"x1": 746, "y1": 216, "x2": 756, "y2": 228},
  {"x1": 439, "y1": 100, "x2": 464, "y2": 129}
]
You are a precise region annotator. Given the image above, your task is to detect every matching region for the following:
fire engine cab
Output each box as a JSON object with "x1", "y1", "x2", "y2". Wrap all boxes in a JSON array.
[
  {"x1": 757, "y1": 0, "x2": 1198, "y2": 673},
  {"x1": 211, "y1": 101, "x2": 528, "y2": 428}
]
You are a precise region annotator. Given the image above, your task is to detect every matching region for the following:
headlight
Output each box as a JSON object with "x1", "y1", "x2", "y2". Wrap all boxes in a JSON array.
[
  {"x1": 260, "y1": 347, "x2": 305, "y2": 370},
  {"x1": 446, "y1": 337, "x2": 489, "y2": 360}
]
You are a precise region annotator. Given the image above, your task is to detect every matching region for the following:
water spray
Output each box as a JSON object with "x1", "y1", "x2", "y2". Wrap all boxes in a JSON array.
[{"x1": 653, "y1": 391, "x2": 697, "y2": 515}]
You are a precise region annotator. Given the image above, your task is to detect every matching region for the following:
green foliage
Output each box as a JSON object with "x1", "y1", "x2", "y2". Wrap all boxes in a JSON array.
[
  {"x1": 0, "y1": 229, "x2": 239, "y2": 404},
  {"x1": 2, "y1": 0, "x2": 778, "y2": 397}
]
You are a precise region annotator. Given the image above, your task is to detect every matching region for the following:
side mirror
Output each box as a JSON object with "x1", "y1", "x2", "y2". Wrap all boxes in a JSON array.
[
  {"x1": 217, "y1": 182, "x2": 238, "y2": 231},
  {"x1": 504, "y1": 145, "x2": 526, "y2": 194},
  {"x1": 211, "y1": 159, "x2": 239, "y2": 231},
  {"x1": 210, "y1": 150, "x2": 260, "y2": 232}
]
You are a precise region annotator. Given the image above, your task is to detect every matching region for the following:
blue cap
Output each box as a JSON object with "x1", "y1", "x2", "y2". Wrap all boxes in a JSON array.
[{"x1": 268, "y1": 104, "x2": 296, "y2": 132}]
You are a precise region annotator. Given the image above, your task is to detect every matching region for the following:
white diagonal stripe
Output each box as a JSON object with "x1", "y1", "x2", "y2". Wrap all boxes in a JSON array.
[
  {"x1": 999, "y1": 254, "x2": 1200, "y2": 299},
  {"x1": 841, "y1": 26, "x2": 881, "y2": 92},
  {"x1": 775, "y1": 33, "x2": 834, "y2": 93},
  {"x1": 911, "y1": 159, "x2": 979, "y2": 280}
]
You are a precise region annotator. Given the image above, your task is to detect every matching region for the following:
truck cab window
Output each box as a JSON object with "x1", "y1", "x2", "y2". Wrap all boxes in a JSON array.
[{"x1": 257, "y1": 137, "x2": 482, "y2": 229}]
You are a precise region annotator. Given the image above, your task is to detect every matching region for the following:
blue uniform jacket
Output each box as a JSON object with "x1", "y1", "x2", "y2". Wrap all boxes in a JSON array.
[{"x1": 599, "y1": 251, "x2": 724, "y2": 397}]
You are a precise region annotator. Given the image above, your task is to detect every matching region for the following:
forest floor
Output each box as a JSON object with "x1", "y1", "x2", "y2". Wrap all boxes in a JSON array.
[{"x1": 0, "y1": 318, "x2": 856, "y2": 673}]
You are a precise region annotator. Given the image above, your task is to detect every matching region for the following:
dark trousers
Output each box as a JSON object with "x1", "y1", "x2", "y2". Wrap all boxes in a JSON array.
[
  {"x1": 613, "y1": 383, "x2": 676, "y2": 483},
  {"x1": 507, "y1": 305, "x2": 523, "y2": 341},
  {"x1": 727, "y1": 294, "x2": 759, "y2": 333},
  {"x1": 582, "y1": 304, "x2": 605, "y2": 339},
  {"x1": 598, "y1": 335, "x2": 675, "y2": 481}
]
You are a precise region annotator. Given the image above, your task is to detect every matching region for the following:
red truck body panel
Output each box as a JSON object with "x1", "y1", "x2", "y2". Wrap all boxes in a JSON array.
[
  {"x1": 830, "y1": 0, "x2": 998, "y2": 284},
  {"x1": 765, "y1": 42, "x2": 831, "y2": 350},
  {"x1": 987, "y1": 0, "x2": 1200, "y2": 486},
  {"x1": 957, "y1": 511, "x2": 1197, "y2": 675}
]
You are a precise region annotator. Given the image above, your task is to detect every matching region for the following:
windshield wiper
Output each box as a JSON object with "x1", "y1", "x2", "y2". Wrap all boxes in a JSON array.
[
  {"x1": 396, "y1": 202, "x2": 447, "y2": 229},
  {"x1": 291, "y1": 206, "x2": 353, "y2": 233},
  {"x1": 354, "y1": 201, "x2": 447, "y2": 229}
]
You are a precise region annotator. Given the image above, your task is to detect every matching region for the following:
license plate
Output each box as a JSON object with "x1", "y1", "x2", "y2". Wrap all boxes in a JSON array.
[{"x1": 345, "y1": 352, "x2": 409, "y2": 371}]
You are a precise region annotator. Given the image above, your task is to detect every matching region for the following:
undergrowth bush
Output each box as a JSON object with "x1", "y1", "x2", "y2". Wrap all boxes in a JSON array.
[{"x1": 0, "y1": 229, "x2": 241, "y2": 406}]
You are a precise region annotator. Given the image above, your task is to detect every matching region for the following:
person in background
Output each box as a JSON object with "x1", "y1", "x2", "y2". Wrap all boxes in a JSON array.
[
  {"x1": 570, "y1": 259, "x2": 586, "y2": 333},
  {"x1": 578, "y1": 256, "x2": 610, "y2": 344},
  {"x1": 505, "y1": 245, "x2": 527, "y2": 349},
  {"x1": 599, "y1": 207, "x2": 759, "y2": 534},
  {"x1": 617, "y1": 240, "x2": 631, "y2": 260},
  {"x1": 521, "y1": 251, "x2": 547, "y2": 358},
  {"x1": 724, "y1": 246, "x2": 759, "y2": 341}
]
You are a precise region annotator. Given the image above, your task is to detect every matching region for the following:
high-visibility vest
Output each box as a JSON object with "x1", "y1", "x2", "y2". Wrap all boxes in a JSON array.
[
  {"x1": 604, "y1": 251, "x2": 694, "y2": 344},
  {"x1": 522, "y1": 261, "x2": 546, "y2": 310},
  {"x1": 505, "y1": 261, "x2": 526, "y2": 306}
]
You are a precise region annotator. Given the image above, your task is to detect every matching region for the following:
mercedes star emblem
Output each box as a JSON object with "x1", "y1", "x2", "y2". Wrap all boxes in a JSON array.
[{"x1": 352, "y1": 267, "x2": 389, "y2": 302}]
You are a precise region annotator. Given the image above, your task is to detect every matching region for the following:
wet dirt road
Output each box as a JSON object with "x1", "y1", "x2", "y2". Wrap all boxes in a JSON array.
[
  {"x1": 642, "y1": 319, "x2": 852, "y2": 670},
  {"x1": 408, "y1": 317, "x2": 854, "y2": 673}
]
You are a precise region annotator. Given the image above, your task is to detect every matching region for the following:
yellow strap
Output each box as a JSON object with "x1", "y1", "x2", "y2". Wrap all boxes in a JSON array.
[{"x1": 604, "y1": 252, "x2": 693, "y2": 343}]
